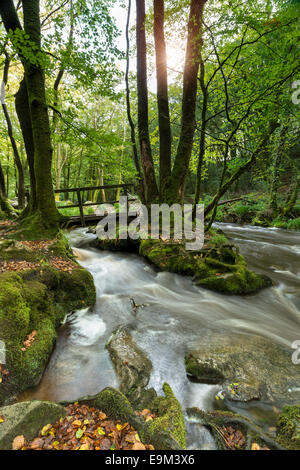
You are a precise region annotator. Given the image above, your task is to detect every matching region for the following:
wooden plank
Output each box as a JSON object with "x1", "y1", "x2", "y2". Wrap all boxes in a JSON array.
[
  {"x1": 58, "y1": 201, "x2": 120, "y2": 209},
  {"x1": 54, "y1": 183, "x2": 135, "y2": 194}
]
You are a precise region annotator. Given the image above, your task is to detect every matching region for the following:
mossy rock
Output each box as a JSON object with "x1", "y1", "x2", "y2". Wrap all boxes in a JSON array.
[
  {"x1": 196, "y1": 268, "x2": 272, "y2": 295},
  {"x1": 0, "y1": 400, "x2": 66, "y2": 450},
  {"x1": 139, "y1": 238, "x2": 271, "y2": 295},
  {"x1": 147, "y1": 383, "x2": 186, "y2": 449},
  {"x1": 67, "y1": 386, "x2": 184, "y2": 450},
  {"x1": 0, "y1": 236, "x2": 96, "y2": 405},
  {"x1": 185, "y1": 334, "x2": 300, "y2": 407},
  {"x1": 187, "y1": 408, "x2": 283, "y2": 450},
  {"x1": 276, "y1": 405, "x2": 300, "y2": 450}
]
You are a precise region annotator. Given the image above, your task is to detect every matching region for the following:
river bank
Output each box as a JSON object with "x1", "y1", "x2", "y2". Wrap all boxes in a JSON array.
[
  {"x1": 214, "y1": 191, "x2": 300, "y2": 231},
  {"x1": 0, "y1": 222, "x2": 96, "y2": 405}
]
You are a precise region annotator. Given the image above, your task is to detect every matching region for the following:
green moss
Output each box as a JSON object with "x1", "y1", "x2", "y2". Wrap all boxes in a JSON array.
[
  {"x1": 58, "y1": 268, "x2": 96, "y2": 312},
  {"x1": 277, "y1": 405, "x2": 300, "y2": 450},
  {"x1": 196, "y1": 267, "x2": 272, "y2": 295},
  {"x1": 139, "y1": 237, "x2": 270, "y2": 295},
  {"x1": 148, "y1": 383, "x2": 186, "y2": 449},
  {"x1": 82, "y1": 388, "x2": 135, "y2": 422},
  {"x1": 0, "y1": 273, "x2": 31, "y2": 343},
  {"x1": 0, "y1": 236, "x2": 96, "y2": 405},
  {"x1": 48, "y1": 233, "x2": 74, "y2": 259}
]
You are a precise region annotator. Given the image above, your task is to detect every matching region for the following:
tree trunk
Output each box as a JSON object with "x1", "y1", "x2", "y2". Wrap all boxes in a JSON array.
[
  {"x1": 1, "y1": 54, "x2": 25, "y2": 209},
  {"x1": 125, "y1": 0, "x2": 145, "y2": 204},
  {"x1": 136, "y1": 0, "x2": 158, "y2": 203},
  {"x1": 15, "y1": 78, "x2": 37, "y2": 212},
  {"x1": 154, "y1": 0, "x2": 171, "y2": 201},
  {"x1": 193, "y1": 56, "x2": 208, "y2": 218},
  {"x1": 22, "y1": 0, "x2": 60, "y2": 230},
  {"x1": 0, "y1": 160, "x2": 6, "y2": 198},
  {"x1": 168, "y1": 0, "x2": 207, "y2": 204},
  {"x1": 116, "y1": 125, "x2": 126, "y2": 201}
]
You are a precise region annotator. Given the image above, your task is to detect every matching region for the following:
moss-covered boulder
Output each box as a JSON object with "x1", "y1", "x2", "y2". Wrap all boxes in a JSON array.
[
  {"x1": 146, "y1": 383, "x2": 186, "y2": 449},
  {"x1": 0, "y1": 400, "x2": 66, "y2": 450},
  {"x1": 94, "y1": 226, "x2": 271, "y2": 295},
  {"x1": 139, "y1": 237, "x2": 271, "y2": 295},
  {"x1": 67, "y1": 385, "x2": 185, "y2": 450},
  {"x1": 106, "y1": 326, "x2": 152, "y2": 406},
  {"x1": 185, "y1": 333, "x2": 300, "y2": 406},
  {"x1": 187, "y1": 408, "x2": 283, "y2": 450},
  {"x1": 276, "y1": 405, "x2": 300, "y2": 450},
  {"x1": 0, "y1": 234, "x2": 96, "y2": 405}
]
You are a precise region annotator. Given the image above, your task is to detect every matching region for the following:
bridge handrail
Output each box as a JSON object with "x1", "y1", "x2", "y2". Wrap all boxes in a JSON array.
[
  {"x1": 54, "y1": 183, "x2": 134, "y2": 194},
  {"x1": 55, "y1": 182, "x2": 136, "y2": 227}
]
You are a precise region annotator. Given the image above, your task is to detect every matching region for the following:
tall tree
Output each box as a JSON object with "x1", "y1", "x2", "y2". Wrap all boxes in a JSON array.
[
  {"x1": 125, "y1": 0, "x2": 145, "y2": 203},
  {"x1": 22, "y1": 0, "x2": 60, "y2": 230},
  {"x1": 136, "y1": 0, "x2": 159, "y2": 203},
  {"x1": 154, "y1": 0, "x2": 171, "y2": 202},
  {"x1": 168, "y1": 0, "x2": 207, "y2": 204}
]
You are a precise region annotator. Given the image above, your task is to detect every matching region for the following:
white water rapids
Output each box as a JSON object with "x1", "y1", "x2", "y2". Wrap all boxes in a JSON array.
[{"x1": 20, "y1": 224, "x2": 300, "y2": 449}]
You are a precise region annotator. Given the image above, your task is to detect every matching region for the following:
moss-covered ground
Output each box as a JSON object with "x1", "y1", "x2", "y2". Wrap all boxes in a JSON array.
[{"x1": 0, "y1": 223, "x2": 96, "y2": 405}]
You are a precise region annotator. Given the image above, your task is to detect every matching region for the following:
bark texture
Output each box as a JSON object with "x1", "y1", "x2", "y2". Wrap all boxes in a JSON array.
[
  {"x1": 154, "y1": 0, "x2": 171, "y2": 201},
  {"x1": 168, "y1": 0, "x2": 207, "y2": 204},
  {"x1": 136, "y1": 0, "x2": 158, "y2": 203}
]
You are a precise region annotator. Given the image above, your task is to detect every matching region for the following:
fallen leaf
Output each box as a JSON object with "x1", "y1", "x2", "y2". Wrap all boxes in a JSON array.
[{"x1": 12, "y1": 435, "x2": 26, "y2": 450}]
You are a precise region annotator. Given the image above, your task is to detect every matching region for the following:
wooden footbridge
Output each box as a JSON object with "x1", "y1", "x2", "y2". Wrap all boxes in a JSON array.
[{"x1": 54, "y1": 183, "x2": 137, "y2": 228}]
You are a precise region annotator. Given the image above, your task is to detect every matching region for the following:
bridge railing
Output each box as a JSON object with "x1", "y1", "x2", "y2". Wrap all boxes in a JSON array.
[{"x1": 54, "y1": 183, "x2": 135, "y2": 227}]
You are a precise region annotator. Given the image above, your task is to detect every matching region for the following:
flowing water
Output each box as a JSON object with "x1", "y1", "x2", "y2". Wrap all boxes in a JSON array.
[{"x1": 20, "y1": 224, "x2": 300, "y2": 449}]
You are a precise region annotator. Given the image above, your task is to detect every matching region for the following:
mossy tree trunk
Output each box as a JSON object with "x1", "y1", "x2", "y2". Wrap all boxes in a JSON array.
[
  {"x1": 15, "y1": 78, "x2": 37, "y2": 213},
  {"x1": 154, "y1": 0, "x2": 172, "y2": 202},
  {"x1": 21, "y1": 0, "x2": 60, "y2": 231},
  {"x1": 136, "y1": 0, "x2": 159, "y2": 204},
  {"x1": 167, "y1": 0, "x2": 207, "y2": 205}
]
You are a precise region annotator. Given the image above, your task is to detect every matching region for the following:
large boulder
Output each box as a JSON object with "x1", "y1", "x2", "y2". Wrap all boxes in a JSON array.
[
  {"x1": 0, "y1": 401, "x2": 66, "y2": 450},
  {"x1": 185, "y1": 333, "x2": 300, "y2": 406},
  {"x1": 67, "y1": 385, "x2": 185, "y2": 450},
  {"x1": 106, "y1": 326, "x2": 152, "y2": 405}
]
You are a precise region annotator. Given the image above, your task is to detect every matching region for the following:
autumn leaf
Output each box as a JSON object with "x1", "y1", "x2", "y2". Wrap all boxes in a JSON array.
[
  {"x1": 12, "y1": 435, "x2": 26, "y2": 450},
  {"x1": 75, "y1": 428, "x2": 84, "y2": 439}
]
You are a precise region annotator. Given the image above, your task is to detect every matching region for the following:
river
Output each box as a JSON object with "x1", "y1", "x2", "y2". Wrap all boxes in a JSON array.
[{"x1": 20, "y1": 224, "x2": 300, "y2": 449}]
